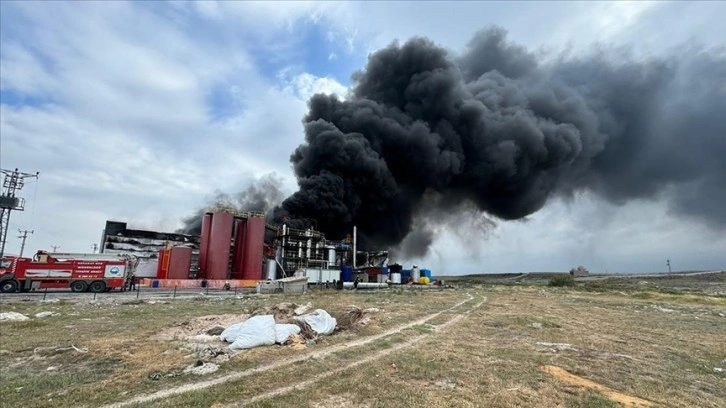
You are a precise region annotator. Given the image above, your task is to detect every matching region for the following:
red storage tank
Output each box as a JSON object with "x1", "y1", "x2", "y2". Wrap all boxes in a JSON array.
[
  {"x1": 241, "y1": 216, "x2": 265, "y2": 280},
  {"x1": 157, "y1": 249, "x2": 171, "y2": 279},
  {"x1": 168, "y1": 247, "x2": 192, "y2": 279},
  {"x1": 197, "y1": 213, "x2": 213, "y2": 278},
  {"x1": 206, "y1": 212, "x2": 234, "y2": 280},
  {"x1": 231, "y1": 218, "x2": 247, "y2": 279}
]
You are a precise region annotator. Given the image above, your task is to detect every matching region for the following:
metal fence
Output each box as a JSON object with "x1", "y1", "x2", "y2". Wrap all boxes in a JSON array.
[{"x1": 0, "y1": 285, "x2": 258, "y2": 303}]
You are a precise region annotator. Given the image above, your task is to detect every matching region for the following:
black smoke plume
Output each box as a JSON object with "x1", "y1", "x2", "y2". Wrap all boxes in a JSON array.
[
  {"x1": 272, "y1": 27, "x2": 726, "y2": 255},
  {"x1": 178, "y1": 174, "x2": 284, "y2": 235}
]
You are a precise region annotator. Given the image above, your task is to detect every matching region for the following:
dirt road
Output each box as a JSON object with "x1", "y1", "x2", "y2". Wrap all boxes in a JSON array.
[{"x1": 100, "y1": 293, "x2": 481, "y2": 408}]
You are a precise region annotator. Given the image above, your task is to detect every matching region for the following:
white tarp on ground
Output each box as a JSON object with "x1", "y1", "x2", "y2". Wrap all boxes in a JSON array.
[
  {"x1": 274, "y1": 324, "x2": 301, "y2": 344},
  {"x1": 294, "y1": 309, "x2": 337, "y2": 335},
  {"x1": 220, "y1": 315, "x2": 277, "y2": 350},
  {"x1": 0, "y1": 312, "x2": 29, "y2": 321}
]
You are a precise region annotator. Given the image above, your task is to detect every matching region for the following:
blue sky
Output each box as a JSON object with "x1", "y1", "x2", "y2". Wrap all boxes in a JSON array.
[{"x1": 1, "y1": 1, "x2": 725, "y2": 273}]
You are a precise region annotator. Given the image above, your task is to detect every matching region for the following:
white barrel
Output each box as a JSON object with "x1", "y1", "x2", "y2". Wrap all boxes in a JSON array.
[
  {"x1": 264, "y1": 259, "x2": 277, "y2": 280},
  {"x1": 391, "y1": 273, "x2": 402, "y2": 284},
  {"x1": 412, "y1": 267, "x2": 421, "y2": 281},
  {"x1": 327, "y1": 246, "x2": 336, "y2": 265}
]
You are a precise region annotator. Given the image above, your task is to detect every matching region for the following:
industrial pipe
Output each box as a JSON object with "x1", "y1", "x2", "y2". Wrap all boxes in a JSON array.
[
  {"x1": 353, "y1": 225, "x2": 357, "y2": 269},
  {"x1": 343, "y1": 282, "x2": 388, "y2": 289}
]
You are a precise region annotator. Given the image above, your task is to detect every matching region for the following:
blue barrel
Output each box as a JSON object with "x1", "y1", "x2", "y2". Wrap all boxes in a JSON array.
[
  {"x1": 341, "y1": 265, "x2": 354, "y2": 282},
  {"x1": 381, "y1": 266, "x2": 389, "y2": 275},
  {"x1": 422, "y1": 269, "x2": 432, "y2": 279},
  {"x1": 152, "y1": 280, "x2": 159, "y2": 288},
  {"x1": 401, "y1": 270, "x2": 411, "y2": 281}
]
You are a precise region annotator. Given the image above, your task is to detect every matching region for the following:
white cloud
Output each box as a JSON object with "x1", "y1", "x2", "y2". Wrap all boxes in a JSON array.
[{"x1": 281, "y1": 72, "x2": 348, "y2": 100}]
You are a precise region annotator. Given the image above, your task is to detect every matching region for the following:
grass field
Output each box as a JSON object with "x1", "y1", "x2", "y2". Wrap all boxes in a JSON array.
[{"x1": 1, "y1": 273, "x2": 724, "y2": 408}]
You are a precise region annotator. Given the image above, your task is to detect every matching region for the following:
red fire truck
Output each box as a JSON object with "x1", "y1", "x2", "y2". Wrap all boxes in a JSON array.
[{"x1": 0, "y1": 250, "x2": 137, "y2": 293}]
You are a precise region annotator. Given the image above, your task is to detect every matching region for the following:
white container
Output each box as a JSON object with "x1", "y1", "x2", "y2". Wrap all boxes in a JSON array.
[
  {"x1": 326, "y1": 247, "x2": 336, "y2": 266},
  {"x1": 320, "y1": 269, "x2": 340, "y2": 283},
  {"x1": 304, "y1": 268, "x2": 320, "y2": 283},
  {"x1": 264, "y1": 259, "x2": 277, "y2": 280},
  {"x1": 412, "y1": 266, "x2": 421, "y2": 282},
  {"x1": 391, "y1": 273, "x2": 402, "y2": 284}
]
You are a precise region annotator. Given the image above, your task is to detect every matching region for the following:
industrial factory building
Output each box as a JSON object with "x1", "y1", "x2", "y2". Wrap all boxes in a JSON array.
[
  {"x1": 99, "y1": 221, "x2": 199, "y2": 278},
  {"x1": 100, "y1": 210, "x2": 424, "y2": 289}
]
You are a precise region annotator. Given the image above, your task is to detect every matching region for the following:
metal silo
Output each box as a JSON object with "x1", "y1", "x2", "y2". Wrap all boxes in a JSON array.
[
  {"x1": 206, "y1": 212, "x2": 234, "y2": 280},
  {"x1": 197, "y1": 213, "x2": 212, "y2": 278},
  {"x1": 241, "y1": 216, "x2": 265, "y2": 280}
]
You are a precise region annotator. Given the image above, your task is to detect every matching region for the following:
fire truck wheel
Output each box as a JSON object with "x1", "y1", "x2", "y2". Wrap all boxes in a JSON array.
[
  {"x1": 1, "y1": 280, "x2": 18, "y2": 293},
  {"x1": 89, "y1": 281, "x2": 106, "y2": 293},
  {"x1": 70, "y1": 280, "x2": 88, "y2": 293}
]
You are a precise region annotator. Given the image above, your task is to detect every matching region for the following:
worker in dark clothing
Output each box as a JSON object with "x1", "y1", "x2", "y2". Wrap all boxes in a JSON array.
[
  {"x1": 130, "y1": 274, "x2": 137, "y2": 291},
  {"x1": 353, "y1": 276, "x2": 360, "y2": 289}
]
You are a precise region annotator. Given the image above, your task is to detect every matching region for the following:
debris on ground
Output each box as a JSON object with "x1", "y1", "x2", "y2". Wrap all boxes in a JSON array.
[
  {"x1": 275, "y1": 323, "x2": 302, "y2": 344},
  {"x1": 714, "y1": 367, "x2": 724, "y2": 373},
  {"x1": 251, "y1": 302, "x2": 298, "y2": 323},
  {"x1": 35, "y1": 311, "x2": 57, "y2": 318},
  {"x1": 205, "y1": 326, "x2": 224, "y2": 336},
  {"x1": 33, "y1": 345, "x2": 88, "y2": 356},
  {"x1": 0, "y1": 312, "x2": 29, "y2": 321},
  {"x1": 286, "y1": 334, "x2": 307, "y2": 350},
  {"x1": 651, "y1": 305, "x2": 675, "y2": 313},
  {"x1": 530, "y1": 322, "x2": 544, "y2": 329},
  {"x1": 536, "y1": 342, "x2": 577, "y2": 352},
  {"x1": 191, "y1": 344, "x2": 231, "y2": 362},
  {"x1": 184, "y1": 360, "x2": 219, "y2": 375},
  {"x1": 294, "y1": 309, "x2": 337, "y2": 335},
  {"x1": 151, "y1": 314, "x2": 250, "y2": 342},
  {"x1": 222, "y1": 315, "x2": 277, "y2": 350},
  {"x1": 294, "y1": 302, "x2": 312, "y2": 316},
  {"x1": 333, "y1": 306, "x2": 380, "y2": 332}
]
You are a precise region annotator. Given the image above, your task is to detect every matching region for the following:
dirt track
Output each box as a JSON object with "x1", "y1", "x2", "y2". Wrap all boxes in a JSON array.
[{"x1": 100, "y1": 293, "x2": 480, "y2": 408}]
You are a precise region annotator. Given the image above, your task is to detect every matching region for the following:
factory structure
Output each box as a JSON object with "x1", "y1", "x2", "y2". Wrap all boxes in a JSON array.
[{"x1": 99, "y1": 209, "x2": 436, "y2": 290}]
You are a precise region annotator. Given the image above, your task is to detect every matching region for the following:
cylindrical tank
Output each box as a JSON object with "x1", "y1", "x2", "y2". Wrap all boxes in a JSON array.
[
  {"x1": 341, "y1": 265, "x2": 353, "y2": 282},
  {"x1": 412, "y1": 266, "x2": 421, "y2": 282},
  {"x1": 197, "y1": 213, "x2": 213, "y2": 278},
  {"x1": 391, "y1": 273, "x2": 401, "y2": 284},
  {"x1": 421, "y1": 269, "x2": 432, "y2": 279},
  {"x1": 231, "y1": 218, "x2": 247, "y2": 279},
  {"x1": 207, "y1": 212, "x2": 234, "y2": 280},
  {"x1": 343, "y1": 282, "x2": 388, "y2": 289},
  {"x1": 168, "y1": 247, "x2": 192, "y2": 279},
  {"x1": 327, "y1": 246, "x2": 336, "y2": 266},
  {"x1": 241, "y1": 216, "x2": 265, "y2": 280},
  {"x1": 264, "y1": 258, "x2": 277, "y2": 280}
]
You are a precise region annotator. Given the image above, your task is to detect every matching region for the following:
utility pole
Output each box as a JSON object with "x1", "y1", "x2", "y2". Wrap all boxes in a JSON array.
[
  {"x1": 17, "y1": 229, "x2": 33, "y2": 257},
  {"x1": 0, "y1": 168, "x2": 40, "y2": 257},
  {"x1": 50, "y1": 245, "x2": 61, "y2": 252},
  {"x1": 666, "y1": 259, "x2": 672, "y2": 273}
]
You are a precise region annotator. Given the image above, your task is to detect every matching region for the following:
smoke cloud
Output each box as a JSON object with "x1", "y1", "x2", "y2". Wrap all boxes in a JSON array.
[
  {"x1": 272, "y1": 27, "x2": 726, "y2": 255},
  {"x1": 178, "y1": 174, "x2": 284, "y2": 235}
]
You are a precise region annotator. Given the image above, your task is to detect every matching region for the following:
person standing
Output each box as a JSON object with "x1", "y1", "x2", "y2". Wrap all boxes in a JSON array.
[{"x1": 130, "y1": 273, "x2": 137, "y2": 291}]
